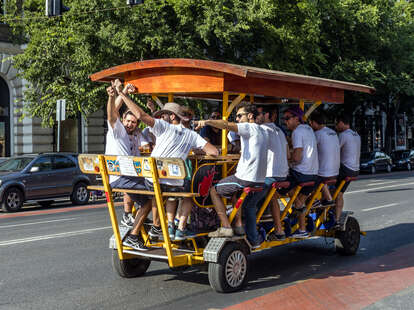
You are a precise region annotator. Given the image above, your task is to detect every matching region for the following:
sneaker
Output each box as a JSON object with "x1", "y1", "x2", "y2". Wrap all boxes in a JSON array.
[
  {"x1": 291, "y1": 230, "x2": 309, "y2": 239},
  {"x1": 267, "y1": 231, "x2": 286, "y2": 241},
  {"x1": 168, "y1": 225, "x2": 176, "y2": 240},
  {"x1": 321, "y1": 199, "x2": 334, "y2": 206},
  {"x1": 175, "y1": 228, "x2": 197, "y2": 241},
  {"x1": 251, "y1": 234, "x2": 265, "y2": 250},
  {"x1": 233, "y1": 226, "x2": 246, "y2": 236},
  {"x1": 311, "y1": 199, "x2": 322, "y2": 208},
  {"x1": 123, "y1": 235, "x2": 149, "y2": 251},
  {"x1": 208, "y1": 227, "x2": 234, "y2": 238},
  {"x1": 121, "y1": 213, "x2": 135, "y2": 228},
  {"x1": 148, "y1": 225, "x2": 162, "y2": 241},
  {"x1": 333, "y1": 221, "x2": 341, "y2": 229}
]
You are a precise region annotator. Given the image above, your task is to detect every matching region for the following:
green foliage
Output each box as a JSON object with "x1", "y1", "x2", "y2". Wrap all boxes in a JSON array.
[{"x1": 3, "y1": 0, "x2": 414, "y2": 127}]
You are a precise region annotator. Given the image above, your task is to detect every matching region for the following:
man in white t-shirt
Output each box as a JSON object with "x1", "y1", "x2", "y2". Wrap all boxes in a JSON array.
[
  {"x1": 195, "y1": 103, "x2": 268, "y2": 248},
  {"x1": 281, "y1": 106, "x2": 318, "y2": 238},
  {"x1": 105, "y1": 83, "x2": 150, "y2": 229},
  {"x1": 335, "y1": 114, "x2": 360, "y2": 225},
  {"x1": 251, "y1": 105, "x2": 290, "y2": 241},
  {"x1": 113, "y1": 80, "x2": 218, "y2": 250},
  {"x1": 308, "y1": 111, "x2": 340, "y2": 205}
]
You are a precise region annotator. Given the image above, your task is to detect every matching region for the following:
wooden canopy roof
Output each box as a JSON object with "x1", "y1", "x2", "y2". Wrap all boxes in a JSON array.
[{"x1": 90, "y1": 58, "x2": 375, "y2": 104}]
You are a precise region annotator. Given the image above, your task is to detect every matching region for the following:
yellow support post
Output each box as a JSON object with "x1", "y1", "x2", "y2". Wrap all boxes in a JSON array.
[
  {"x1": 151, "y1": 95, "x2": 164, "y2": 109},
  {"x1": 222, "y1": 91, "x2": 229, "y2": 178},
  {"x1": 148, "y1": 157, "x2": 175, "y2": 267},
  {"x1": 226, "y1": 93, "x2": 246, "y2": 118},
  {"x1": 299, "y1": 99, "x2": 305, "y2": 111},
  {"x1": 280, "y1": 186, "x2": 302, "y2": 220},
  {"x1": 168, "y1": 93, "x2": 174, "y2": 102},
  {"x1": 228, "y1": 191, "x2": 247, "y2": 224},
  {"x1": 98, "y1": 155, "x2": 124, "y2": 260},
  {"x1": 303, "y1": 100, "x2": 322, "y2": 122},
  {"x1": 256, "y1": 187, "x2": 276, "y2": 223},
  {"x1": 250, "y1": 95, "x2": 254, "y2": 103}
]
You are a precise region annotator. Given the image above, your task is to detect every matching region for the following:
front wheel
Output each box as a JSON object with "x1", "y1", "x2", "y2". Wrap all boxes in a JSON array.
[
  {"x1": 2, "y1": 187, "x2": 24, "y2": 212},
  {"x1": 208, "y1": 242, "x2": 248, "y2": 293},
  {"x1": 70, "y1": 182, "x2": 90, "y2": 205},
  {"x1": 335, "y1": 216, "x2": 360, "y2": 256},
  {"x1": 112, "y1": 250, "x2": 151, "y2": 278}
]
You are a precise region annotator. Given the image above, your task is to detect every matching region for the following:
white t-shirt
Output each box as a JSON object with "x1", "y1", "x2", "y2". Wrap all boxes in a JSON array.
[
  {"x1": 105, "y1": 119, "x2": 148, "y2": 183},
  {"x1": 339, "y1": 129, "x2": 361, "y2": 171},
  {"x1": 235, "y1": 123, "x2": 268, "y2": 183},
  {"x1": 261, "y1": 123, "x2": 289, "y2": 178},
  {"x1": 227, "y1": 131, "x2": 240, "y2": 145},
  {"x1": 142, "y1": 127, "x2": 156, "y2": 145},
  {"x1": 291, "y1": 124, "x2": 319, "y2": 175},
  {"x1": 314, "y1": 126, "x2": 340, "y2": 177},
  {"x1": 147, "y1": 119, "x2": 207, "y2": 186}
]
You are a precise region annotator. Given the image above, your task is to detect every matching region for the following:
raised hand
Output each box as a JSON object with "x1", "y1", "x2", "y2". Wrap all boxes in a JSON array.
[
  {"x1": 106, "y1": 84, "x2": 115, "y2": 97},
  {"x1": 123, "y1": 83, "x2": 136, "y2": 95},
  {"x1": 146, "y1": 99, "x2": 156, "y2": 113},
  {"x1": 194, "y1": 120, "x2": 206, "y2": 130},
  {"x1": 113, "y1": 79, "x2": 123, "y2": 93}
]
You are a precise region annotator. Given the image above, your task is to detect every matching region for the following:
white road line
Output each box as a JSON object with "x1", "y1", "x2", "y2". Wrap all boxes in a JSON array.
[
  {"x1": 365, "y1": 181, "x2": 397, "y2": 186},
  {"x1": 0, "y1": 217, "x2": 78, "y2": 229},
  {"x1": 362, "y1": 203, "x2": 399, "y2": 212},
  {"x1": 347, "y1": 181, "x2": 414, "y2": 195},
  {"x1": 0, "y1": 226, "x2": 111, "y2": 246}
]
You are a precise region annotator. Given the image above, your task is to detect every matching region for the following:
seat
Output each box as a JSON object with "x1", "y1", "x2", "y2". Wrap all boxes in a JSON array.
[
  {"x1": 299, "y1": 181, "x2": 315, "y2": 187},
  {"x1": 345, "y1": 176, "x2": 358, "y2": 182},
  {"x1": 243, "y1": 187, "x2": 263, "y2": 194},
  {"x1": 323, "y1": 178, "x2": 337, "y2": 185},
  {"x1": 272, "y1": 181, "x2": 290, "y2": 189}
]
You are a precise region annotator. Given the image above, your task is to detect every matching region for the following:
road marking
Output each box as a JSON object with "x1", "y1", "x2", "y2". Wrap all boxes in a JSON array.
[
  {"x1": 362, "y1": 203, "x2": 399, "y2": 212},
  {"x1": 0, "y1": 226, "x2": 111, "y2": 246},
  {"x1": 0, "y1": 217, "x2": 78, "y2": 228},
  {"x1": 347, "y1": 181, "x2": 414, "y2": 194},
  {"x1": 365, "y1": 181, "x2": 396, "y2": 186}
]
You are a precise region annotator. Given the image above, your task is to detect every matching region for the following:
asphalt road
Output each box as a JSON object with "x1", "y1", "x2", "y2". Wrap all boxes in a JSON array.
[{"x1": 1, "y1": 171, "x2": 414, "y2": 310}]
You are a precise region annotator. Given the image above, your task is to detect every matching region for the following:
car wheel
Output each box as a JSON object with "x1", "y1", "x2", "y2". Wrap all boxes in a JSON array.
[
  {"x1": 407, "y1": 163, "x2": 411, "y2": 171},
  {"x1": 386, "y1": 164, "x2": 392, "y2": 173},
  {"x1": 370, "y1": 166, "x2": 376, "y2": 174},
  {"x1": 2, "y1": 187, "x2": 24, "y2": 212},
  {"x1": 38, "y1": 200, "x2": 54, "y2": 208},
  {"x1": 70, "y1": 182, "x2": 90, "y2": 205}
]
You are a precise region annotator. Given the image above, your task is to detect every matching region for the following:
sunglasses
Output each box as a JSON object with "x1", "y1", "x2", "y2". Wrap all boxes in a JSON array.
[
  {"x1": 236, "y1": 112, "x2": 248, "y2": 119},
  {"x1": 283, "y1": 115, "x2": 295, "y2": 121}
]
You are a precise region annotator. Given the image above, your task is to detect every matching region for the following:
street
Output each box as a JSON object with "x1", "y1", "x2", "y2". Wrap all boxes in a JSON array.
[{"x1": 1, "y1": 171, "x2": 414, "y2": 310}]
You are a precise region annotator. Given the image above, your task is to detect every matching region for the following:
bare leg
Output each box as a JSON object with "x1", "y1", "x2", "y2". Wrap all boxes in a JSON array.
[
  {"x1": 151, "y1": 199, "x2": 160, "y2": 227},
  {"x1": 270, "y1": 195, "x2": 283, "y2": 234},
  {"x1": 123, "y1": 193, "x2": 133, "y2": 213},
  {"x1": 232, "y1": 195, "x2": 243, "y2": 227},
  {"x1": 321, "y1": 185, "x2": 333, "y2": 201},
  {"x1": 335, "y1": 192, "x2": 344, "y2": 222},
  {"x1": 295, "y1": 193, "x2": 307, "y2": 231},
  {"x1": 210, "y1": 186, "x2": 231, "y2": 228},
  {"x1": 177, "y1": 197, "x2": 193, "y2": 231},
  {"x1": 165, "y1": 199, "x2": 178, "y2": 224},
  {"x1": 130, "y1": 200, "x2": 152, "y2": 235}
]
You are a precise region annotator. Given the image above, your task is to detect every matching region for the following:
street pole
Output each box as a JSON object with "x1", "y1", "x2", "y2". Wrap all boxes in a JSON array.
[{"x1": 56, "y1": 99, "x2": 66, "y2": 152}]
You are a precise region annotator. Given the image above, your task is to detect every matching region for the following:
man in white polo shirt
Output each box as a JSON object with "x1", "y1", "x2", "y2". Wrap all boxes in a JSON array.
[
  {"x1": 308, "y1": 111, "x2": 340, "y2": 205},
  {"x1": 195, "y1": 102, "x2": 268, "y2": 248},
  {"x1": 335, "y1": 113, "x2": 360, "y2": 225},
  {"x1": 281, "y1": 106, "x2": 318, "y2": 238},
  {"x1": 113, "y1": 80, "x2": 218, "y2": 250}
]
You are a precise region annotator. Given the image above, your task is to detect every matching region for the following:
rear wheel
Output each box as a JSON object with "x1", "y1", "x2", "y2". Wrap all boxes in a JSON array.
[
  {"x1": 70, "y1": 182, "x2": 89, "y2": 205},
  {"x1": 208, "y1": 242, "x2": 248, "y2": 293},
  {"x1": 335, "y1": 216, "x2": 360, "y2": 256},
  {"x1": 112, "y1": 250, "x2": 151, "y2": 278},
  {"x1": 2, "y1": 187, "x2": 24, "y2": 212}
]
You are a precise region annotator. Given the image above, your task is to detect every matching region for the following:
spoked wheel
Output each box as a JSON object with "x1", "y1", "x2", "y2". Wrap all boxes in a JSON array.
[
  {"x1": 112, "y1": 250, "x2": 151, "y2": 278},
  {"x1": 70, "y1": 182, "x2": 90, "y2": 205},
  {"x1": 335, "y1": 216, "x2": 360, "y2": 256},
  {"x1": 2, "y1": 187, "x2": 24, "y2": 212},
  {"x1": 208, "y1": 242, "x2": 248, "y2": 293}
]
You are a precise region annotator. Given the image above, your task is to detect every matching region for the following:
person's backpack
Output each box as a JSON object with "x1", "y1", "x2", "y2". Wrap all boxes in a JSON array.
[{"x1": 190, "y1": 206, "x2": 219, "y2": 233}]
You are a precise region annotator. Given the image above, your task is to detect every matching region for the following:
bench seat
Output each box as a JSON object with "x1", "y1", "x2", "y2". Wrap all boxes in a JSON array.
[{"x1": 87, "y1": 185, "x2": 200, "y2": 198}]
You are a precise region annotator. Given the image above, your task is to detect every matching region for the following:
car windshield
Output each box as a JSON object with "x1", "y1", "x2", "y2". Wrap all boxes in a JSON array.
[
  {"x1": 0, "y1": 157, "x2": 34, "y2": 172},
  {"x1": 360, "y1": 152, "x2": 373, "y2": 161},
  {"x1": 391, "y1": 151, "x2": 409, "y2": 159}
]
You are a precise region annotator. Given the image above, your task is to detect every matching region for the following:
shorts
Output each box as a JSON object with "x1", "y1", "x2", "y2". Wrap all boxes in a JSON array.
[
  {"x1": 278, "y1": 169, "x2": 317, "y2": 196},
  {"x1": 110, "y1": 176, "x2": 149, "y2": 206},
  {"x1": 335, "y1": 164, "x2": 359, "y2": 193},
  {"x1": 315, "y1": 175, "x2": 338, "y2": 188},
  {"x1": 144, "y1": 179, "x2": 191, "y2": 200},
  {"x1": 215, "y1": 175, "x2": 263, "y2": 199}
]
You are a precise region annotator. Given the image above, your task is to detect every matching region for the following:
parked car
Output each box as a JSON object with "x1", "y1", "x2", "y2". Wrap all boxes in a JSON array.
[
  {"x1": 391, "y1": 150, "x2": 414, "y2": 171},
  {"x1": 360, "y1": 151, "x2": 393, "y2": 174},
  {"x1": 0, "y1": 153, "x2": 94, "y2": 212}
]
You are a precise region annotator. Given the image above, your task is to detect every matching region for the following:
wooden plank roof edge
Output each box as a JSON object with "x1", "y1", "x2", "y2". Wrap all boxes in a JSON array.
[{"x1": 90, "y1": 58, "x2": 375, "y2": 94}]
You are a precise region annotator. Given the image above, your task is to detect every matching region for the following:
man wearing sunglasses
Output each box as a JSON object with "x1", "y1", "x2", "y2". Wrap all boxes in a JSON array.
[
  {"x1": 281, "y1": 106, "x2": 318, "y2": 238},
  {"x1": 195, "y1": 103, "x2": 268, "y2": 248}
]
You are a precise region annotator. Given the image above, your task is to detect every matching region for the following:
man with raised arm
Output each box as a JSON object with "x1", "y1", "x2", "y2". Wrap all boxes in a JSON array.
[
  {"x1": 308, "y1": 111, "x2": 340, "y2": 205},
  {"x1": 113, "y1": 80, "x2": 218, "y2": 244},
  {"x1": 105, "y1": 82, "x2": 152, "y2": 251},
  {"x1": 281, "y1": 106, "x2": 318, "y2": 238},
  {"x1": 335, "y1": 114, "x2": 360, "y2": 226},
  {"x1": 195, "y1": 102, "x2": 268, "y2": 248}
]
